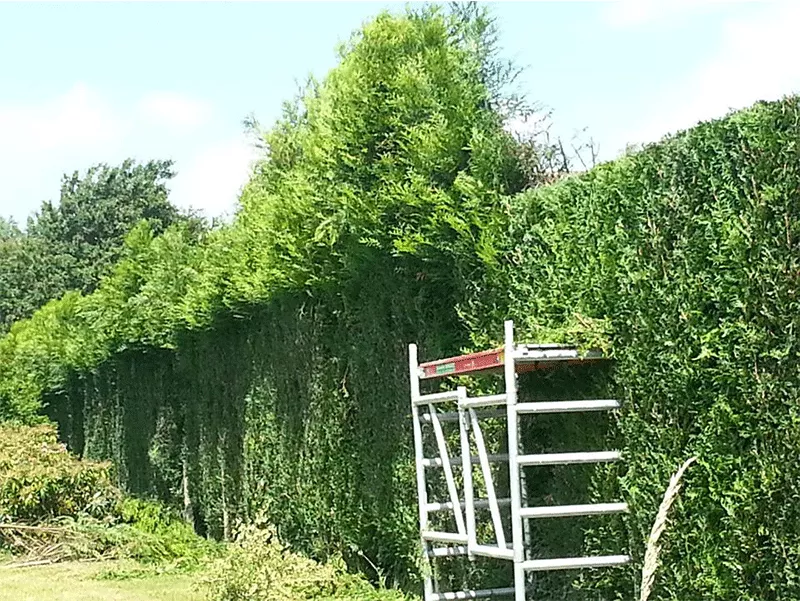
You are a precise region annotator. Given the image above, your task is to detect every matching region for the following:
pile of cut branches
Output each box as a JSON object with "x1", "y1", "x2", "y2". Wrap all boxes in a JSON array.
[{"x1": 0, "y1": 519, "x2": 115, "y2": 566}]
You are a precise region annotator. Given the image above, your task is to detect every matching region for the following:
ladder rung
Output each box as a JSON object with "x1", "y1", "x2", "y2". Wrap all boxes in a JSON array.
[
  {"x1": 517, "y1": 451, "x2": 621, "y2": 466},
  {"x1": 471, "y1": 544, "x2": 514, "y2": 560},
  {"x1": 423, "y1": 454, "x2": 509, "y2": 468},
  {"x1": 521, "y1": 555, "x2": 630, "y2": 571},
  {"x1": 430, "y1": 587, "x2": 516, "y2": 601},
  {"x1": 422, "y1": 409, "x2": 505, "y2": 423},
  {"x1": 426, "y1": 545, "x2": 468, "y2": 558},
  {"x1": 519, "y1": 502, "x2": 628, "y2": 518},
  {"x1": 426, "y1": 498, "x2": 511, "y2": 512},
  {"x1": 461, "y1": 394, "x2": 507, "y2": 409},
  {"x1": 415, "y1": 390, "x2": 460, "y2": 405},
  {"x1": 516, "y1": 399, "x2": 620, "y2": 414},
  {"x1": 422, "y1": 531, "x2": 468, "y2": 544}
]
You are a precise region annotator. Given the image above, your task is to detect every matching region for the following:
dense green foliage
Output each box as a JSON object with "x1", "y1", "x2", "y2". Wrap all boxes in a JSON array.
[
  {"x1": 2, "y1": 4, "x2": 800, "y2": 600},
  {"x1": 482, "y1": 96, "x2": 800, "y2": 600},
  {"x1": 0, "y1": 424, "x2": 218, "y2": 569},
  {"x1": 469, "y1": 96, "x2": 800, "y2": 600},
  {"x1": 0, "y1": 6, "x2": 528, "y2": 586},
  {"x1": 0, "y1": 216, "x2": 19, "y2": 240},
  {"x1": 0, "y1": 423, "x2": 119, "y2": 522},
  {"x1": 203, "y1": 520, "x2": 409, "y2": 601},
  {"x1": 0, "y1": 160, "x2": 196, "y2": 333}
]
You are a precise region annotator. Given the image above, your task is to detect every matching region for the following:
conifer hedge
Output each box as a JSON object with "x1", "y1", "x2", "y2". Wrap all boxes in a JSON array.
[
  {"x1": 1, "y1": 5, "x2": 800, "y2": 599},
  {"x1": 471, "y1": 96, "x2": 800, "y2": 599}
]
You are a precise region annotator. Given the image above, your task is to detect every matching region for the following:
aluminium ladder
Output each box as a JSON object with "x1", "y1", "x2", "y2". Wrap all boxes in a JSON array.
[{"x1": 408, "y1": 320, "x2": 629, "y2": 601}]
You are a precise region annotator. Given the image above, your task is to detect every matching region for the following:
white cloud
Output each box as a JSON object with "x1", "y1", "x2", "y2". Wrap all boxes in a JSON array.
[
  {"x1": 0, "y1": 83, "x2": 130, "y2": 220},
  {"x1": 0, "y1": 84, "x2": 238, "y2": 222},
  {"x1": 603, "y1": 0, "x2": 714, "y2": 29},
  {"x1": 169, "y1": 137, "x2": 260, "y2": 219},
  {"x1": 619, "y1": 2, "x2": 800, "y2": 152},
  {"x1": 137, "y1": 92, "x2": 213, "y2": 131},
  {"x1": 0, "y1": 83, "x2": 125, "y2": 156}
]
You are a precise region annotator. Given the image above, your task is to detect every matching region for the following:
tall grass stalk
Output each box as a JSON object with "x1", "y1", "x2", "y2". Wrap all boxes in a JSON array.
[{"x1": 639, "y1": 456, "x2": 697, "y2": 601}]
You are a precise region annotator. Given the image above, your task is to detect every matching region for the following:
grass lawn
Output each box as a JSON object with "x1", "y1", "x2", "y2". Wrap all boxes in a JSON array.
[{"x1": 0, "y1": 560, "x2": 202, "y2": 601}]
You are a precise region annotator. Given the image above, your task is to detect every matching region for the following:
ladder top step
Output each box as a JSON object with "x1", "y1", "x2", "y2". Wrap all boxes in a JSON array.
[
  {"x1": 425, "y1": 545, "x2": 469, "y2": 558},
  {"x1": 418, "y1": 345, "x2": 604, "y2": 380},
  {"x1": 522, "y1": 555, "x2": 630, "y2": 572},
  {"x1": 423, "y1": 454, "x2": 508, "y2": 468}
]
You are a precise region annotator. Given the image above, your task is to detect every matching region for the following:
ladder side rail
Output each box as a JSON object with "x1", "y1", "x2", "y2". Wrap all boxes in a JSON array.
[
  {"x1": 504, "y1": 320, "x2": 526, "y2": 601},
  {"x1": 457, "y1": 387, "x2": 477, "y2": 557},
  {"x1": 428, "y1": 403, "x2": 467, "y2": 537},
  {"x1": 409, "y1": 344, "x2": 434, "y2": 601},
  {"x1": 469, "y1": 407, "x2": 507, "y2": 550}
]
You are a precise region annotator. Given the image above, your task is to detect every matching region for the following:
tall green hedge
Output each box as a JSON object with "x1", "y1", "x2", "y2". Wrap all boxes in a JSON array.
[
  {"x1": 468, "y1": 96, "x2": 800, "y2": 599},
  {"x1": 0, "y1": 4, "x2": 521, "y2": 589},
  {"x1": 2, "y1": 4, "x2": 800, "y2": 599}
]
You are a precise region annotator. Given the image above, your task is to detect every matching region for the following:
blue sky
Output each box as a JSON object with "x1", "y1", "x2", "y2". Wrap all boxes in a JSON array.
[{"x1": 1, "y1": 1, "x2": 798, "y2": 224}]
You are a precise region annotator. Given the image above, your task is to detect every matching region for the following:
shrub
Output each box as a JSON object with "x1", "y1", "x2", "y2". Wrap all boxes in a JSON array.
[
  {"x1": 0, "y1": 423, "x2": 119, "y2": 522},
  {"x1": 0, "y1": 424, "x2": 218, "y2": 571},
  {"x1": 203, "y1": 519, "x2": 409, "y2": 601}
]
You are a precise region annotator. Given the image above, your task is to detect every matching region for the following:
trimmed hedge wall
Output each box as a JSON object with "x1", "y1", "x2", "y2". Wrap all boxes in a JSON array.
[
  {"x1": 46, "y1": 97, "x2": 800, "y2": 600},
  {"x1": 2, "y1": 5, "x2": 800, "y2": 598},
  {"x1": 474, "y1": 96, "x2": 800, "y2": 599}
]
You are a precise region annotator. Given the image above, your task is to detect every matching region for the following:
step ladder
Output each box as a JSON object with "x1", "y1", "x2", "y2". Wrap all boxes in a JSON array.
[{"x1": 408, "y1": 320, "x2": 629, "y2": 601}]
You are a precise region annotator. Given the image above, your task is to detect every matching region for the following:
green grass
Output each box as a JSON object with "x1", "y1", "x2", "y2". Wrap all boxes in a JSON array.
[{"x1": 0, "y1": 560, "x2": 201, "y2": 601}]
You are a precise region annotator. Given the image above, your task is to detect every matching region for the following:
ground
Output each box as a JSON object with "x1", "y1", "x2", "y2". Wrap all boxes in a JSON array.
[{"x1": 0, "y1": 560, "x2": 201, "y2": 601}]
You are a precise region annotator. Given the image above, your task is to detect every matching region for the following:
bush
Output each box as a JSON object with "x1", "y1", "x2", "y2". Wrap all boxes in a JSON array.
[
  {"x1": 0, "y1": 424, "x2": 218, "y2": 571},
  {"x1": 203, "y1": 520, "x2": 409, "y2": 601},
  {"x1": 0, "y1": 423, "x2": 119, "y2": 522},
  {"x1": 113, "y1": 497, "x2": 221, "y2": 567}
]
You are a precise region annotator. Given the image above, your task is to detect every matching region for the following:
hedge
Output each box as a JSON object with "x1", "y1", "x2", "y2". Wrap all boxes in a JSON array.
[{"x1": 1, "y1": 5, "x2": 800, "y2": 599}]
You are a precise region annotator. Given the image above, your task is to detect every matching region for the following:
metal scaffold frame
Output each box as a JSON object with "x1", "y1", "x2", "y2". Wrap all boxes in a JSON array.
[{"x1": 408, "y1": 320, "x2": 629, "y2": 601}]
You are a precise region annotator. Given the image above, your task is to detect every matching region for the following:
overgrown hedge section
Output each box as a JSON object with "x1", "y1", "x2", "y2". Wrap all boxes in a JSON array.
[
  {"x1": 474, "y1": 97, "x2": 800, "y2": 599},
  {"x1": 2, "y1": 6, "x2": 800, "y2": 600}
]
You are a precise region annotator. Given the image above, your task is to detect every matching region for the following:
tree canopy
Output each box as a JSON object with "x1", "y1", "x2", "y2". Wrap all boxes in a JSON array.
[{"x1": 0, "y1": 159, "x2": 199, "y2": 333}]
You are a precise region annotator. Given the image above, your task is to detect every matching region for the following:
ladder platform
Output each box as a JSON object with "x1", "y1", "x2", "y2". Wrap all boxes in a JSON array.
[
  {"x1": 517, "y1": 451, "x2": 621, "y2": 466},
  {"x1": 521, "y1": 555, "x2": 630, "y2": 572},
  {"x1": 410, "y1": 321, "x2": 628, "y2": 601},
  {"x1": 519, "y1": 502, "x2": 628, "y2": 519},
  {"x1": 430, "y1": 587, "x2": 516, "y2": 601},
  {"x1": 418, "y1": 344, "x2": 603, "y2": 380}
]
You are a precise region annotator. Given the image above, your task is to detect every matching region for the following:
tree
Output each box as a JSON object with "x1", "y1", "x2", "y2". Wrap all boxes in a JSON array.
[
  {"x1": 26, "y1": 159, "x2": 192, "y2": 294},
  {"x1": 0, "y1": 217, "x2": 19, "y2": 240},
  {"x1": 0, "y1": 159, "x2": 200, "y2": 333}
]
